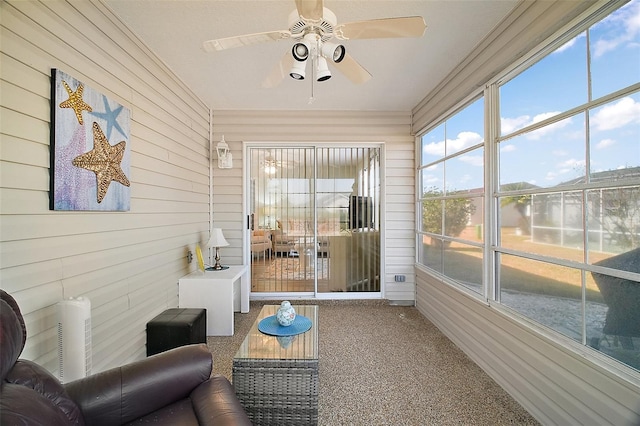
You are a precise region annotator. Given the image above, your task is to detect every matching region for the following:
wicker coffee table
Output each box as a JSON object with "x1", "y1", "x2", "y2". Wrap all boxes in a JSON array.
[{"x1": 233, "y1": 305, "x2": 319, "y2": 425}]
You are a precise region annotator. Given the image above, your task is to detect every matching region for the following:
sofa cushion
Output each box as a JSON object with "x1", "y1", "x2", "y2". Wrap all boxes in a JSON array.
[
  {"x1": 124, "y1": 399, "x2": 198, "y2": 425},
  {"x1": 0, "y1": 383, "x2": 75, "y2": 426},
  {"x1": 6, "y1": 360, "x2": 84, "y2": 424},
  {"x1": 191, "y1": 376, "x2": 252, "y2": 425},
  {"x1": 0, "y1": 297, "x2": 25, "y2": 381}
]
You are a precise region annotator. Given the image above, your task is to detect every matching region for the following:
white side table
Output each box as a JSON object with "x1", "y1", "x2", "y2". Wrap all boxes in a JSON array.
[{"x1": 178, "y1": 265, "x2": 249, "y2": 336}]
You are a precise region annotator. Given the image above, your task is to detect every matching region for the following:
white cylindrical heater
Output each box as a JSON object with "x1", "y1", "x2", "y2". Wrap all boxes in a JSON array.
[{"x1": 57, "y1": 296, "x2": 92, "y2": 383}]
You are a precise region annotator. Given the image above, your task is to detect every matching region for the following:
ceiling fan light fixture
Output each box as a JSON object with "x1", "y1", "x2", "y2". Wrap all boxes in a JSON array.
[
  {"x1": 289, "y1": 58, "x2": 307, "y2": 80},
  {"x1": 316, "y1": 56, "x2": 331, "y2": 81},
  {"x1": 291, "y1": 42, "x2": 310, "y2": 61},
  {"x1": 321, "y1": 42, "x2": 345, "y2": 63}
]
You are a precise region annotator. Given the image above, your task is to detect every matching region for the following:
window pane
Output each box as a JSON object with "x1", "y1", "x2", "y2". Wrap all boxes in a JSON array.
[
  {"x1": 421, "y1": 198, "x2": 443, "y2": 234},
  {"x1": 444, "y1": 242, "x2": 483, "y2": 294},
  {"x1": 587, "y1": 186, "x2": 640, "y2": 256},
  {"x1": 500, "y1": 254, "x2": 583, "y2": 342},
  {"x1": 444, "y1": 196, "x2": 479, "y2": 239},
  {"x1": 421, "y1": 122, "x2": 445, "y2": 165},
  {"x1": 590, "y1": 1, "x2": 640, "y2": 99},
  {"x1": 588, "y1": 268, "x2": 640, "y2": 370},
  {"x1": 589, "y1": 92, "x2": 640, "y2": 176},
  {"x1": 445, "y1": 97, "x2": 484, "y2": 157},
  {"x1": 499, "y1": 114, "x2": 586, "y2": 188},
  {"x1": 445, "y1": 148, "x2": 484, "y2": 193},
  {"x1": 420, "y1": 165, "x2": 443, "y2": 196},
  {"x1": 498, "y1": 186, "x2": 532, "y2": 235},
  {"x1": 499, "y1": 192, "x2": 585, "y2": 262},
  {"x1": 532, "y1": 191, "x2": 584, "y2": 252},
  {"x1": 419, "y1": 236, "x2": 443, "y2": 274},
  {"x1": 500, "y1": 34, "x2": 588, "y2": 136}
]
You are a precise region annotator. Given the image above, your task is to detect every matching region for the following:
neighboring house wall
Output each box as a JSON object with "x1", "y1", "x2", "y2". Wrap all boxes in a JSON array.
[
  {"x1": 0, "y1": 0, "x2": 210, "y2": 373},
  {"x1": 413, "y1": 1, "x2": 640, "y2": 424},
  {"x1": 212, "y1": 110, "x2": 416, "y2": 301}
]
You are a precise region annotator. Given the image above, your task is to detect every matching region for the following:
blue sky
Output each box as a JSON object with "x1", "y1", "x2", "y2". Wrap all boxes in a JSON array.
[{"x1": 422, "y1": 0, "x2": 639, "y2": 192}]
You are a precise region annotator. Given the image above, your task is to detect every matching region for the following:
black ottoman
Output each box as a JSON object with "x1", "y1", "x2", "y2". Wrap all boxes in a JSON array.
[{"x1": 146, "y1": 308, "x2": 206, "y2": 356}]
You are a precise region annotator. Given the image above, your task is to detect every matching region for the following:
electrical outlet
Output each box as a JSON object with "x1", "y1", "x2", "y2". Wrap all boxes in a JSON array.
[
  {"x1": 394, "y1": 274, "x2": 406, "y2": 282},
  {"x1": 187, "y1": 250, "x2": 193, "y2": 264}
]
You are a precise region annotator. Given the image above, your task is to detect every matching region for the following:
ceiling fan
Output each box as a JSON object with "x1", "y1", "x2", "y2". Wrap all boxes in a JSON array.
[{"x1": 202, "y1": 0, "x2": 426, "y2": 88}]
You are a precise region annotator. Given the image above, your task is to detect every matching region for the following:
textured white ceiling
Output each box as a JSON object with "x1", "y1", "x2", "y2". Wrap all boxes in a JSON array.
[{"x1": 104, "y1": 0, "x2": 519, "y2": 112}]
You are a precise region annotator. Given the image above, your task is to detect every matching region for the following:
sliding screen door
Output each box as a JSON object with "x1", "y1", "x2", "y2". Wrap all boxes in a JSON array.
[
  {"x1": 249, "y1": 146, "x2": 380, "y2": 296},
  {"x1": 317, "y1": 147, "x2": 380, "y2": 293}
]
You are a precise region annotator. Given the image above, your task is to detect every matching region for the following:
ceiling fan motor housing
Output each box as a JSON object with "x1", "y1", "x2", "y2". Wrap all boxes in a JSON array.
[{"x1": 287, "y1": 8, "x2": 337, "y2": 42}]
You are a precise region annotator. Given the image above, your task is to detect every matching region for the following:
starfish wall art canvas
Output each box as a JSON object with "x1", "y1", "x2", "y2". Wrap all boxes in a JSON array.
[{"x1": 50, "y1": 69, "x2": 131, "y2": 211}]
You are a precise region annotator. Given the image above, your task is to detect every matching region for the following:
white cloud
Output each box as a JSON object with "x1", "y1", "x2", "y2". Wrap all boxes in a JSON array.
[
  {"x1": 501, "y1": 112, "x2": 570, "y2": 138},
  {"x1": 545, "y1": 171, "x2": 558, "y2": 181},
  {"x1": 423, "y1": 131, "x2": 482, "y2": 157},
  {"x1": 458, "y1": 174, "x2": 472, "y2": 184},
  {"x1": 554, "y1": 34, "x2": 583, "y2": 54},
  {"x1": 458, "y1": 154, "x2": 483, "y2": 167},
  {"x1": 501, "y1": 115, "x2": 530, "y2": 134},
  {"x1": 557, "y1": 159, "x2": 586, "y2": 179},
  {"x1": 557, "y1": 158, "x2": 586, "y2": 170},
  {"x1": 591, "y1": 97, "x2": 640, "y2": 131},
  {"x1": 423, "y1": 140, "x2": 446, "y2": 157},
  {"x1": 592, "y1": 1, "x2": 640, "y2": 57},
  {"x1": 500, "y1": 144, "x2": 516, "y2": 153},
  {"x1": 543, "y1": 158, "x2": 586, "y2": 182},
  {"x1": 595, "y1": 138, "x2": 616, "y2": 149},
  {"x1": 526, "y1": 114, "x2": 572, "y2": 140}
]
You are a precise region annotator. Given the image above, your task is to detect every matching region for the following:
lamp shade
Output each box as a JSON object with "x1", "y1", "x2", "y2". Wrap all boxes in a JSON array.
[{"x1": 205, "y1": 228, "x2": 229, "y2": 248}]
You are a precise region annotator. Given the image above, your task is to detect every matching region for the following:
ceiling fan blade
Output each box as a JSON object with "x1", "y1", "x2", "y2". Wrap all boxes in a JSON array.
[
  {"x1": 262, "y1": 51, "x2": 294, "y2": 89},
  {"x1": 203, "y1": 30, "x2": 291, "y2": 52},
  {"x1": 332, "y1": 53, "x2": 372, "y2": 85},
  {"x1": 335, "y1": 16, "x2": 426, "y2": 40},
  {"x1": 295, "y1": 0, "x2": 324, "y2": 21}
]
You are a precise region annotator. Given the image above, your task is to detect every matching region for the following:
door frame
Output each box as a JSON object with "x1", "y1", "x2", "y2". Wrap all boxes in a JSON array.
[{"x1": 243, "y1": 141, "x2": 385, "y2": 300}]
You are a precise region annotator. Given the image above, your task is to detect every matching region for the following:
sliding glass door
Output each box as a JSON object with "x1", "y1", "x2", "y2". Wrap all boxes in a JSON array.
[{"x1": 249, "y1": 146, "x2": 380, "y2": 297}]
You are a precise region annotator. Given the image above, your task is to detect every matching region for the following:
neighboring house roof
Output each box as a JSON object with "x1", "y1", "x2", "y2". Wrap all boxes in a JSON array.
[{"x1": 559, "y1": 166, "x2": 640, "y2": 186}]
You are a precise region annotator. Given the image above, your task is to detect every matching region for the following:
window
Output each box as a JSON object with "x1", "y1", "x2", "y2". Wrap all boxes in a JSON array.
[
  {"x1": 417, "y1": 0, "x2": 640, "y2": 370},
  {"x1": 418, "y1": 96, "x2": 485, "y2": 294}
]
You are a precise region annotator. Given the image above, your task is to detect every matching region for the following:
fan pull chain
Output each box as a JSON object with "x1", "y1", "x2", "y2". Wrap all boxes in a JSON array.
[{"x1": 309, "y1": 56, "x2": 316, "y2": 104}]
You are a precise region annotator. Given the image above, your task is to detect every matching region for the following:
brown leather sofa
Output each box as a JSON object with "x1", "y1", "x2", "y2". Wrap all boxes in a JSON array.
[{"x1": 0, "y1": 289, "x2": 251, "y2": 425}]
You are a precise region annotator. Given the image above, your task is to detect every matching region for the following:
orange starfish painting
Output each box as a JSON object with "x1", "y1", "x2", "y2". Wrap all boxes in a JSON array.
[{"x1": 72, "y1": 122, "x2": 130, "y2": 203}]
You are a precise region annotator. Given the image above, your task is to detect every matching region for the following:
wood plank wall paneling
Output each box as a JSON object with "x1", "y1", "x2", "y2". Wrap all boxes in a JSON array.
[
  {"x1": 412, "y1": 1, "x2": 640, "y2": 424},
  {"x1": 0, "y1": 0, "x2": 210, "y2": 373},
  {"x1": 212, "y1": 110, "x2": 416, "y2": 301}
]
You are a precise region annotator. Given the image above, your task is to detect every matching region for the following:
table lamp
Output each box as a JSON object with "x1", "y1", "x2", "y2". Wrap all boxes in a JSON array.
[{"x1": 205, "y1": 228, "x2": 229, "y2": 270}]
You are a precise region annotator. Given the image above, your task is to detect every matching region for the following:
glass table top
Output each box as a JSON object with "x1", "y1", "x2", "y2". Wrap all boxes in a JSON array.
[{"x1": 234, "y1": 305, "x2": 318, "y2": 361}]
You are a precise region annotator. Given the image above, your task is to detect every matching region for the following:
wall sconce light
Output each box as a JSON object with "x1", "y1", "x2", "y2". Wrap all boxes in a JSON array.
[
  {"x1": 205, "y1": 228, "x2": 229, "y2": 270},
  {"x1": 216, "y1": 135, "x2": 232, "y2": 169}
]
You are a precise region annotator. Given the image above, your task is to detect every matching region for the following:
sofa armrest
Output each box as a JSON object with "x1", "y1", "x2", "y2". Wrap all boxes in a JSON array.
[
  {"x1": 65, "y1": 344, "x2": 212, "y2": 425},
  {"x1": 190, "y1": 375, "x2": 252, "y2": 425}
]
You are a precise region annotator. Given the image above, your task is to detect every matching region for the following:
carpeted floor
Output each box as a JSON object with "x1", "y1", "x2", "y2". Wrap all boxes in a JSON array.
[{"x1": 207, "y1": 300, "x2": 540, "y2": 425}]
